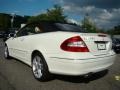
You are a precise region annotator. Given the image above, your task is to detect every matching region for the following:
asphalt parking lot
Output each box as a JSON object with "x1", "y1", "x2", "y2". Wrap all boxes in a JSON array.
[{"x1": 0, "y1": 39, "x2": 120, "y2": 90}]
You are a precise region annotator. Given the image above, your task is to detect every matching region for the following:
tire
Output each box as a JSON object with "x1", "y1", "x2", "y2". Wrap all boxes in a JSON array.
[
  {"x1": 32, "y1": 52, "x2": 51, "y2": 81},
  {"x1": 4, "y1": 46, "x2": 10, "y2": 59}
]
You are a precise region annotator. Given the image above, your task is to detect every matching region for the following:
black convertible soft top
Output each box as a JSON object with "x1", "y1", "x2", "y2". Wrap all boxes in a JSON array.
[{"x1": 26, "y1": 21, "x2": 86, "y2": 33}]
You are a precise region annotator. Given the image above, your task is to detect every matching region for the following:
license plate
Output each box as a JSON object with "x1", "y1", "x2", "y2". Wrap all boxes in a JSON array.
[{"x1": 97, "y1": 43, "x2": 106, "y2": 50}]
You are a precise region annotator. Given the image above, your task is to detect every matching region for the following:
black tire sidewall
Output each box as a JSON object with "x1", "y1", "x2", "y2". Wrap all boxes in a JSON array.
[{"x1": 32, "y1": 52, "x2": 51, "y2": 81}]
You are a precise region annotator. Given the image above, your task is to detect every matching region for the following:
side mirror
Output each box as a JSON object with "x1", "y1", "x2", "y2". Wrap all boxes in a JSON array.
[{"x1": 9, "y1": 33, "x2": 15, "y2": 37}]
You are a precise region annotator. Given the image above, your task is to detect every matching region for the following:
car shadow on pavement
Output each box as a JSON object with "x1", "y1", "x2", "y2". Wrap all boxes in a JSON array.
[{"x1": 53, "y1": 70, "x2": 108, "y2": 83}]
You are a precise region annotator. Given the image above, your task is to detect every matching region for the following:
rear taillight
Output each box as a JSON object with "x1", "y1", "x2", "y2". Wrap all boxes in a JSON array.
[{"x1": 60, "y1": 36, "x2": 89, "y2": 52}]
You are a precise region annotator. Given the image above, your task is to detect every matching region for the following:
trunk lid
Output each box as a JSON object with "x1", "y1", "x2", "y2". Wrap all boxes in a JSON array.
[{"x1": 79, "y1": 33, "x2": 112, "y2": 56}]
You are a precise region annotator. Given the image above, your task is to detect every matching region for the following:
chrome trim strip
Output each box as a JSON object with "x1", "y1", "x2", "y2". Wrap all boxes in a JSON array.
[
  {"x1": 50, "y1": 54, "x2": 116, "y2": 60},
  {"x1": 9, "y1": 48, "x2": 28, "y2": 52}
]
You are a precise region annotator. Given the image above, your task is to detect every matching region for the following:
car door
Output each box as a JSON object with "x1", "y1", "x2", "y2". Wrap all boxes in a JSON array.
[{"x1": 9, "y1": 24, "x2": 36, "y2": 62}]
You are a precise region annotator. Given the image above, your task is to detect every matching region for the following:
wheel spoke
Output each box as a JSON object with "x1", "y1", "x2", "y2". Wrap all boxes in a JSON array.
[
  {"x1": 4, "y1": 47, "x2": 8, "y2": 58},
  {"x1": 32, "y1": 56, "x2": 43, "y2": 78},
  {"x1": 37, "y1": 69, "x2": 42, "y2": 77}
]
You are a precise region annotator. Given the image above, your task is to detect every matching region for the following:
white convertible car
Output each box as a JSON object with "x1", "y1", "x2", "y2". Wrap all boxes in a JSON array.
[{"x1": 5, "y1": 22, "x2": 116, "y2": 81}]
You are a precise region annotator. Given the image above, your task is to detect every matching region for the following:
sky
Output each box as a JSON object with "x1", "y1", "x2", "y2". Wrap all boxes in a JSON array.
[
  {"x1": 0, "y1": 0, "x2": 120, "y2": 29},
  {"x1": 0, "y1": 0, "x2": 54, "y2": 15}
]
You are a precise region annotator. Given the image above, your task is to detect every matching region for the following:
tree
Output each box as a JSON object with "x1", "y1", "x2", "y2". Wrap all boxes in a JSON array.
[
  {"x1": 28, "y1": 14, "x2": 49, "y2": 22},
  {"x1": 0, "y1": 13, "x2": 30, "y2": 31},
  {"x1": 114, "y1": 25, "x2": 120, "y2": 35},
  {"x1": 13, "y1": 15, "x2": 30, "y2": 28},
  {"x1": 46, "y1": 5, "x2": 67, "y2": 22},
  {"x1": 81, "y1": 13, "x2": 97, "y2": 33},
  {"x1": 28, "y1": 5, "x2": 67, "y2": 23},
  {"x1": 0, "y1": 13, "x2": 11, "y2": 30},
  {"x1": 106, "y1": 25, "x2": 120, "y2": 35}
]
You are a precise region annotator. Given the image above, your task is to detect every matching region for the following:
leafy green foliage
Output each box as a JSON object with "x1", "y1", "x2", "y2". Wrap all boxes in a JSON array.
[
  {"x1": 28, "y1": 5, "x2": 67, "y2": 23},
  {"x1": 0, "y1": 13, "x2": 30, "y2": 31},
  {"x1": 0, "y1": 13, "x2": 11, "y2": 30},
  {"x1": 107, "y1": 25, "x2": 120, "y2": 35},
  {"x1": 13, "y1": 15, "x2": 30, "y2": 28},
  {"x1": 81, "y1": 14, "x2": 97, "y2": 33}
]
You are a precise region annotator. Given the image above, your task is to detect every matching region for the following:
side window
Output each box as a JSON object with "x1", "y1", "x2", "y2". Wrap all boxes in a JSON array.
[
  {"x1": 16, "y1": 24, "x2": 36, "y2": 37},
  {"x1": 16, "y1": 23, "x2": 45, "y2": 37}
]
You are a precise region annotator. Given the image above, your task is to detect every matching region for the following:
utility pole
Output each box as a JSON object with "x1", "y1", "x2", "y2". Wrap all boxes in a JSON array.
[{"x1": 11, "y1": 13, "x2": 16, "y2": 28}]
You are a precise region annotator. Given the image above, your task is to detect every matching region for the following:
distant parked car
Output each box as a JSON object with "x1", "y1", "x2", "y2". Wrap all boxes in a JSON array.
[
  {"x1": 0, "y1": 32, "x2": 2, "y2": 38},
  {"x1": 3, "y1": 29, "x2": 16, "y2": 41},
  {"x1": 3, "y1": 31, "x2": 10, "y2": 41},
  {"x1": 4, "y1": 22, "x2": 116, "y2": 81},
  {"x1": 0, "y1": 31, "x2": 4, "y2": 38},
  {"x1": 112, "y1": 38, "x2": 120, "y2": 53}
]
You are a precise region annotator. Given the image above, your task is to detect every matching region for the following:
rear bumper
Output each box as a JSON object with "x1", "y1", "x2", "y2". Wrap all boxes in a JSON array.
[{"x1": 46, "y1": 53, "x2": 116, "y2": 76}]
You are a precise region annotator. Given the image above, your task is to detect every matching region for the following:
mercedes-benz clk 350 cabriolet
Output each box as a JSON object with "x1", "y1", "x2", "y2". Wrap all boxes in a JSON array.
[{"x1": 4, "y1": 22, "x2": 116, "y2": 81}]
